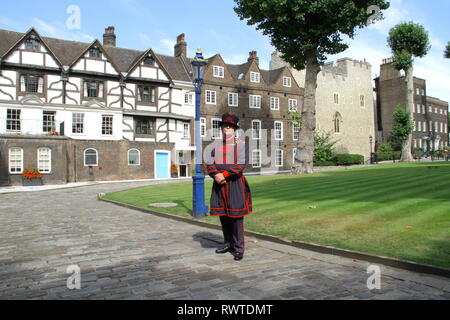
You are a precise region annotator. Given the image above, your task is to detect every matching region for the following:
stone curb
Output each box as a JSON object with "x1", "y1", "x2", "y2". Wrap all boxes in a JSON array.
[{"x1": 98, "y1": 194, "x2": 450, "y2": 279}]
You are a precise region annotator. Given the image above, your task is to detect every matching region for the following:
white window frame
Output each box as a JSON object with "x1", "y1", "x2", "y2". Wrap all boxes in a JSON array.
[
  {"x1": 200, "y1": 117, "x2": 206, "y2": 137},
  {"x1": 6, "y1": 108, "x2": 21, "y2": 132},
  {"x1": 293, "y1": 123, "x2": 300, "y2": 141},
  {"x1": 270, "y1": 97, "x2": 280, "y2": 110},
  {"x1": 101, "y1": 115, "x2": 114, "y2": 136},
  {"x1": 184, "y1": 92, "x2": 194, "y2": 105},
  {"x1": 212, "y1": 118, "x2": 222, "y2": 139},
  {"x1": 288, "y1": 99, "x2": 298, "y2": 112},
  {"x1": 128, "y1": 149, "x2": 141, "y2": 166},
  {"x1": 205, "y1": 90, "x2": 217, "y2": 105},
  {"x1": 252, "y1": 120, "x2": 262, "y2": 140},
  {"x1": 252, "y1": 150, "x2": 262, "y2": 168},
  {"x1": 228, "y1": 92, "x2": 239, "y2": 107},
  {"x1": 283, "y1": 76, "x2": 292, "y2": 87},
  {"x1": 183, "y1": 123, "x2": 189, "y2": 140},
  {"x1": 84, "y1": 148, "x2": 98, "y2": 167},
  {"x1": 274, "y1": 121, "x2": 283, "y2": 140},
  {"x1": 213, "y1": 66, "x2": 224, "y2": 78},
  {"x1": 275, "y1": 149, "x2": 283, "y2": 167},
  {"x1": 37, "y1": 147, "x2": 51, "y2": 174},
  {"x1": 250, "y1": 72, "x2": 260, "y2": 83},
  {"x1": 249, "y1": 95, "x2": 261, "y2": 109},
  {"x1": 72, "y1": 112, "x2": 85, "y2": 135},
  {"x1": 9, "y1": 147, "x2": 23, "y2": 174}
]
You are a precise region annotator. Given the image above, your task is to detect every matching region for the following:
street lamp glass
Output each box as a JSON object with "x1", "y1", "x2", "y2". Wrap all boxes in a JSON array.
[{"x1": 191, "y1": 49, "x2": 207, "y2": 82}]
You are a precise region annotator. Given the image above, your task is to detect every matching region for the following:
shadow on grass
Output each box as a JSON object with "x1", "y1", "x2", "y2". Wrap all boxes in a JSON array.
[{"x1": 246, "y1": 164, "x2": 450, "y2": 204}]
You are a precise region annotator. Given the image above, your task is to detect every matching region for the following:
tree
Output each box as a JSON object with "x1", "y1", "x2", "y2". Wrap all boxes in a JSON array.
[
  {"x1": 387, "y1": 22, "x2": 431, "y2": 162},
  {"x1": 234, "y1": 0, "x2": 390, "y2": 174},
  {"x1": 445, "y1": 42, "x2": 450, "y2": 58},
  {"x1": 390, "y1": 106, "x2": 414, "y2": 152},
  {"x1": 314, "y1": 130, "x2": 339, "y2": 163}
]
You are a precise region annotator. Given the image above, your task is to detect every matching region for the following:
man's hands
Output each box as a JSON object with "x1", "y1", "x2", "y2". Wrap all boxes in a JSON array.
[{"x1": 214, "y1": 173, "x2": 227, "y2": 185}]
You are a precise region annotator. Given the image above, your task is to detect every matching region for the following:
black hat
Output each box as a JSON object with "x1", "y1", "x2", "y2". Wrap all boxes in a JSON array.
[{"x1": 218, "y1": 113, "x2": 240, "y2": 129}]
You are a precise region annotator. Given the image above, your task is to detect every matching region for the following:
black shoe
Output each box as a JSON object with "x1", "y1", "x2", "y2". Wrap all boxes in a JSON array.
[
  {"x1": 216, "y1": 246, "x2": 233, "y2": 254},
  {"x1": 233, "y1": 252, "x2": 244, "y2": 261}
]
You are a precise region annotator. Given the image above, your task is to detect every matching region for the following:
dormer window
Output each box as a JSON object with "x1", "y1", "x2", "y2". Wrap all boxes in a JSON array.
[
  {"x1": 283, "y1": 77, "x2": 292, "y2": 87},
  {"x1": 250, "y1": 72, "x2": 260, "y2": 83},
  {"x1": 89, "y1": 47, "x2": 101, "y2": 59},
  {"x1": 25, "y1": 37, "x2": 40, "y2": 52},
  {"x1": 143, "y1": 56, "x2": 155, "y2": 67},
  {"x1": 213, "y1": 66, "x2": 224, "y2": 78}
]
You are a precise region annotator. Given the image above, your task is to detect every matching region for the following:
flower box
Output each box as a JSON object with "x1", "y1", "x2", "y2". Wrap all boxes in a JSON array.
[
  {"x1": 21, "y1": 168, "x2": 44, "y2": 186},
  {"x1": 22, "y1": 177, "x2": 43, "y2": 186}
]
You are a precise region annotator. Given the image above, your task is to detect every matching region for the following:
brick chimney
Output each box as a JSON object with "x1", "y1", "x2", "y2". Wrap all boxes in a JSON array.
[
  {"x1": 174, "y1": 33, "x2": 187, "y2": 58},
  {"x1": 103, "y1": 26, "x2": 116, "y2": 47},
  {"x1": 248, "y1": 51, "x2": 259, "y2": 65}
]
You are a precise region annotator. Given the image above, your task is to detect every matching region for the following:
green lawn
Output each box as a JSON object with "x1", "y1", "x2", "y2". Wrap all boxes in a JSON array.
[{"x1": 104, "y1": 162, "x2": 450, "y2": 268}]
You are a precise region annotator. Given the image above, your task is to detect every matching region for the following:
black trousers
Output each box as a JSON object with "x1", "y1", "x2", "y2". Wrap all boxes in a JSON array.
[{"x1": 220, "y1": 216, "x2": 245, "y2": 254}]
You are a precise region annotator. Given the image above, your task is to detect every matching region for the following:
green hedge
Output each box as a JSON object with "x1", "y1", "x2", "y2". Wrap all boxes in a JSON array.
[
  {"x1": 374, "y1": 152, "x2": 402, "y2": 162},
  {"x1": 314, "y1": 154, "x2": 365, "y2": 167},
  {"x1": 333, "y1": 154, "x2": 364, "y2": 166}
]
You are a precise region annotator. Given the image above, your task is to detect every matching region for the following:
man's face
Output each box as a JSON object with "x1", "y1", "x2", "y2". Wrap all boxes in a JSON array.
[{"x1": 221, "y1": 124, "x2": 236, "y2": 137}]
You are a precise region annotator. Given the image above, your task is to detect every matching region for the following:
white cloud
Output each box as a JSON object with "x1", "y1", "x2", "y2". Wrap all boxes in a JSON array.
[
  {"x1": 367, "y1": 0, "x2": 409, "y2": 35},
  {"x1": 32, "y1": 18, "x2": 94, "y2": 43}
]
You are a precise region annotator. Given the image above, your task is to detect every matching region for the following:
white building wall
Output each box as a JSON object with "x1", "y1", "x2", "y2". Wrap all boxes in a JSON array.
[{"x1": 5, "y1": 51, "x2": 20, "y2": 64}]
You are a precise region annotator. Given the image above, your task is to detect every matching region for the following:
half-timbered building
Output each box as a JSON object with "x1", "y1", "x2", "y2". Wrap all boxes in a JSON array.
[{"x1": 0, "y1": 27, "x2": 195, "y2": 186}]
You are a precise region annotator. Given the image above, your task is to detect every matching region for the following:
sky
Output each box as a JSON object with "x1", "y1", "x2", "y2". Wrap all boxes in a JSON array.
[{"x1": 0, "y1": 0, "x2": 449, "y2": 105}]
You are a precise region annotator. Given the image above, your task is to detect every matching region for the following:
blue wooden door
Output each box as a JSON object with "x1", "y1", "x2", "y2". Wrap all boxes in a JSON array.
[{"x1": 155, "y1": 152, "x2": 169, "y2": 179}]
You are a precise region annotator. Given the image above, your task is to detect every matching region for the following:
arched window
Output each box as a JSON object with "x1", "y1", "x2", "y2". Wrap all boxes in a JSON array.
[
  {"x1": 333, "y1": 113, "x2": 343, "y2": 133},
  {"x1": 128, "y1": 149, "x2": 141, "y2": 166},
  {"x1": 84, "y1": 148, "x2": 98, "y2": 166}
]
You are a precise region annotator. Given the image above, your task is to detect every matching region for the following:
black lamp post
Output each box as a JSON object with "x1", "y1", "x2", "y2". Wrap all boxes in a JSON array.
[
  {"x1": 369, "y1": 135, "x2": 374, "y2": 164},
  {"x1": 191, "y1": 49, "x2": 209, "y2": 218}
]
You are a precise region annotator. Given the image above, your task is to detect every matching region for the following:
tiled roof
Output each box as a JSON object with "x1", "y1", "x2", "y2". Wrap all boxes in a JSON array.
[{"x1": 0, "y1": 28, "x2": 191, "y2": 82}]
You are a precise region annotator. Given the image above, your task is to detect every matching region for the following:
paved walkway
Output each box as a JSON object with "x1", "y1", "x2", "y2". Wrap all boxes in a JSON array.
[{"x1": 0, "y1": 180, "x2": 449, "y2": 300}]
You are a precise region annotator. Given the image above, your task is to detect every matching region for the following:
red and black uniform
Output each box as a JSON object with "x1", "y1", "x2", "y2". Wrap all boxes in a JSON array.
[{"x1": 207, "y1": 135, "x2": 252, "y2": 254}]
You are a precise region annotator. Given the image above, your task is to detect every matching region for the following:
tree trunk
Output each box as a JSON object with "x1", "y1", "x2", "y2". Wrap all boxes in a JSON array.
[
  {"x1": 400, "y1": 66, "x2": 414, "y2": 162},
  {"x1": 292, "y1": 53, "x2": 320, "y2": 175}
]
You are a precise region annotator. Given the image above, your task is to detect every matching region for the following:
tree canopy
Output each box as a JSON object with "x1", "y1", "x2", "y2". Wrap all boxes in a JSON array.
[
  {"x1": 445, "y1": 42, "x2": 450, "y2": 58},
  {"x1": 387, "y1": 22, "x2": 431, "y2": 71},
  {"x1": 234, "y1": 0, "x2": 390, "y2": 70}
]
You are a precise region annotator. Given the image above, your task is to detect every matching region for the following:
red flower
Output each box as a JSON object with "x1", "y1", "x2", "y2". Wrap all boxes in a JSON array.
[{"x1": 21, "y1": 168, "x2": 43, "y2": 179}]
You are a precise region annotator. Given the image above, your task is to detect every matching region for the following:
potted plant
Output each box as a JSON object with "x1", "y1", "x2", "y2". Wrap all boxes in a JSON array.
[
  {"x1": 21, "y1": 168, "x2": 44, "y2": 186},
  {"x1": 170, "y1": 163, "x2": 179, "y2": 178},
  {"x1": 46, "y1": 131, "x2": 59, "y2": 137}
]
